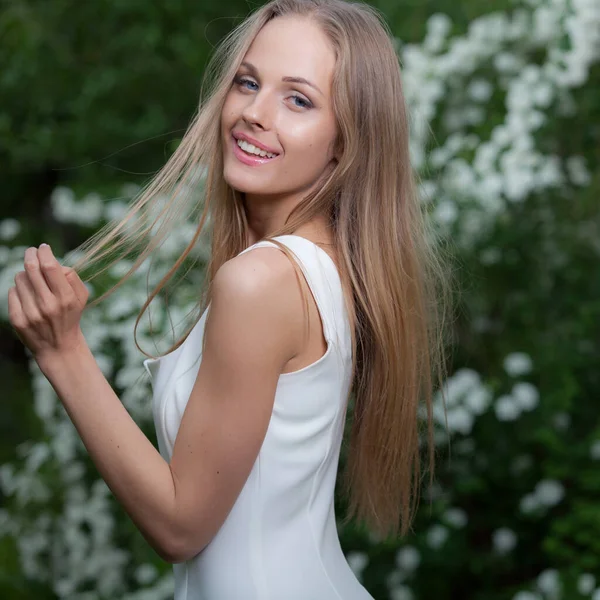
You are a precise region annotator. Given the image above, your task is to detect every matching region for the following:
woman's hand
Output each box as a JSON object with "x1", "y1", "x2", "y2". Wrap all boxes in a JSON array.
[{"x1": 7, "y1": 244, "x2": 90, "y2": 363}]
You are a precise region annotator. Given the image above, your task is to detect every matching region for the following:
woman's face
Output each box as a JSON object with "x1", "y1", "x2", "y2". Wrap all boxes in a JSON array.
[{"x1": 221, "y1": 16, "x2": 338, "y2": 206}]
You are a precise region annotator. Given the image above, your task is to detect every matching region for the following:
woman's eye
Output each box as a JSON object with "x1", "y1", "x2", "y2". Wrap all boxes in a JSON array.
[
  {"x1": 234, "y1": 77, "x2": 258, "y2": 90},
  {"x1": 291, "y1": 94, "x2": 312, "y2": 109}
]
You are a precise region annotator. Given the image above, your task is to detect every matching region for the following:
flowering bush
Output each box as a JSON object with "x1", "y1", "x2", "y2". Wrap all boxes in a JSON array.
[{"x1": 0, "y1": 0, "x2": 599, "y2": 598}]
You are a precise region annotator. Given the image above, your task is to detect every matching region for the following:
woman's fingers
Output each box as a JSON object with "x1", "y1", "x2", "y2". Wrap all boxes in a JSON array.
[
  {"x1": 14, "y1": 271, "x2": 43, "y2": 323},
  {"x1": 23, "y1": 247, "x2": 56, "y2": 311},
  {"x1": 63, "y1": 267, "x2": 89, "y2": 307},
  {"x1": 36, "y1": 245, "x2": 73, "y2": 303}
]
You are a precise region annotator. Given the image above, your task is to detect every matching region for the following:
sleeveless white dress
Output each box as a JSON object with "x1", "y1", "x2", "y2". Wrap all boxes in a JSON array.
[{"x1": 143, "y1": 234, "x2": 374, "y2": 600}]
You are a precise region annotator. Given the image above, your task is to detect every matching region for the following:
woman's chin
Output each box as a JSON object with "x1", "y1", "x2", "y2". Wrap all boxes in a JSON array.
[{"x1": 223, "y1": 170, "x2": 274, "y2": 195}]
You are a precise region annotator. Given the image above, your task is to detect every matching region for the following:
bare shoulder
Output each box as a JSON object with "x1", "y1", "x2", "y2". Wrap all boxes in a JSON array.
[
  {"x1": 217, "y1": 246, "x2": 301, "y2": 294},
  {"x1": 210, "y1": 246, "x2": 305, "y2": 363}
]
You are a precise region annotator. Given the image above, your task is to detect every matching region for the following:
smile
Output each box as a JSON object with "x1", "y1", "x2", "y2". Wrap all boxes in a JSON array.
[{"x1": 231, "y1": 134, "x2": 281, "y2": 166}]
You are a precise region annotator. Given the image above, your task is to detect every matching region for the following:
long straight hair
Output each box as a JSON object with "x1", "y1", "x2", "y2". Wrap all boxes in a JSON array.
[{"x1": 69, "y1": 0, "x2": 452, "y2": 541}]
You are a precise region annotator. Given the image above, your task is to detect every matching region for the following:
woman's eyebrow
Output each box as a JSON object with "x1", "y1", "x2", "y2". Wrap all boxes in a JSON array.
[
  {"x1": 239, "y1": 61, "x2": 324, "y2": 97},
  {"x1": 282, "y1": 75, "x2": 323, "y2": 97}
]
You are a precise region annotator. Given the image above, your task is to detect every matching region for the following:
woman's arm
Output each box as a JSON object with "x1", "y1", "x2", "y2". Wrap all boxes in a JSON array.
[{"x1": 38, "y1": 342, "x2": 180, "y2": 562}]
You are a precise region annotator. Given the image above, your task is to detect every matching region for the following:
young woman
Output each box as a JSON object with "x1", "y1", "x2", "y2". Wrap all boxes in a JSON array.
[{"x1": 8, "y1": 0, "x2": 451, "y2": 597}]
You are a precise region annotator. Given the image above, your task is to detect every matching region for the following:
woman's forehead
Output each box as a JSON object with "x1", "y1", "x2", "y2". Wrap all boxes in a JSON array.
[{"x1": 242, "y1": 17, "x2": 335, "y2": 92}]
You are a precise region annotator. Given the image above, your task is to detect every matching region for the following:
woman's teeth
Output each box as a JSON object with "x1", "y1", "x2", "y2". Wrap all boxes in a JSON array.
[{"x1": 236, "y1": 138, "x2": 277, "y2": 159}]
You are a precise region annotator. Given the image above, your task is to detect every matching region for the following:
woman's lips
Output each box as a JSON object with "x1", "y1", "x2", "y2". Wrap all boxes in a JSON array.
[{"x1": 231, "y1": 134, "x2": 281, "y2": 166}]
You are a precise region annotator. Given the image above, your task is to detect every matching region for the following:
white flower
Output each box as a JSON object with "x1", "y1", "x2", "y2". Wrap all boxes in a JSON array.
[
  {"x1": 50, "y1": 186, "x2": 78, "y2": 223},
  {"x1": 108, "y1": 260, "x2": 134, "y2": 278},
  {"x1": 32, "y1": 375, "x2": 58, "y2": 421},
  {"x1": 534, "y1": 480, "x2": 565, "y2": 507},
  {"x1": 24, "y1": 443, "x2": 51, "y2": 474},
  {"x1": 0, "y1": 464, "x2": 16, "y2": 495},
  {"x1": 0, "y1": 218, "x2": 21, "y2": 241},
  {"x1": 492, "y1": 527, "x2": 518, "y2": 554},
  {"x1": 347, "y1": 551, "x2": 369, "y2": 581},
  {"x1": 395, "y1": 546, "x2": 421, "y2": 572},
  {"x1": 77, "y1": 192, "x2": 104, "y2": 227},
  {"x1": 536, "y1": 156, "x2": 563, "y2": 187},
  {"x1": 94, "y1": 353, "x2": 115, "y2": 378},
  {"x1": 533, "y1": 6, "x2": 559, "y2": 42},
  {"x1": 533, "y1": 81, "x2": 554, "y2": 107},
  {"x1": 494, "y1": 51, "x2": 521, "y2": 72},
  {"x1": 434, "y1": 199, "x2": 458, "y2": 225},
  {"x1": 424, "y1": 13, "x2": 452, "y2": 53},
  {"x1": 503, "y1": 352, "x2": 533, "y2": 376},
  {"x1": 590, "y1": 440, "x2": 600, "y2": 460},
  {"x1": 465, "y1": 387, "x2": 492, "y2": 415},
  {"x1": 54, "y1": 577, "x2": 77, "y2": 597},
  {"x1": 49, "y1": 422, "x2": 79, "y2": 463},
  {"x1": 367, "y1": 529, "x2": 384, "y2": 545},
  {"x1": 444, "y1": 507, "x2": 468, "y2": 528},
  {"x1": 577, "y1": 573, "x2": 596, "y2": 595},
  {"x1": 519, "y1": 493, "x2": 540, "y2": 514},
  {"x1": 513, "y1": 592, "x2": 542, "y2": 600},
  {"x1": 105, "y1": 200, "x2": 129, "y2": 222},
  {"x1": 427, "y1": 13, "x2": 452, "y2": 39},
  {"x1": 592, "y1": 588, "x2": 600, "y2": 600},
  {"x1": 507, "y1": 80, "x2": 535, "y2": 111},
  {"x1": 474, "y1": 142, "x2": 499, "y2": 173},
  {"x1": 106, "y1": 295, "x2": 137, "y2": 320},
  {"x1": 418, "y1": 180, "x2": 437, "y2": 203},
  {"x1": 566, "y1": 155, "x2": 591, "y2": 186},
  {"x1": 446, "y1": 369, "x2": 481, "y2": 402},
  {"x1": 512, "y1": 383, "x2": 540, "y2": 411},
  {"x1": 536, "y1": 569, "x2": 561, "y2": 599},
  {"x1": 426, "y1": 524, "x2": 449, "y2": 549},
  {"x1": 468, "y1": 79, "x2": 493, "y2": 102},
  {"x1": 504, "y1": 168, "x2": 535, "y2": 202},
  {"x1": 447, "y1": 406, "x2": 475, "y2": 435},
  {"x1": 495, "y1": 395, "x2": 521, "y2": 421}
]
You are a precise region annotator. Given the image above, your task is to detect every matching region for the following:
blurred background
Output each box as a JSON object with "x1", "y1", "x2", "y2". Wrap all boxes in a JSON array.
[{"x1": 1, "y1": 0, "x2": 599, "y2": 598}]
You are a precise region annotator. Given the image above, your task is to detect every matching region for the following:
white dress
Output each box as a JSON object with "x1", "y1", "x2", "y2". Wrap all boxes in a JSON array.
[{"x1": 143, "y1": 234, "x2": 375, "y2": 600}]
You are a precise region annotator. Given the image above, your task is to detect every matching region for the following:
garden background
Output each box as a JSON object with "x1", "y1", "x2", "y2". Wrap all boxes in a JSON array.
[{"x1": 0, "y1": 0, "x2": 599, "y2": 598}]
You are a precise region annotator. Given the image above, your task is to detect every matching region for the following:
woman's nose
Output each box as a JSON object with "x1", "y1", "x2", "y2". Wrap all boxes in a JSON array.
[{"x1": 241, "y1": 92, "x2": 274, "y2": 130}]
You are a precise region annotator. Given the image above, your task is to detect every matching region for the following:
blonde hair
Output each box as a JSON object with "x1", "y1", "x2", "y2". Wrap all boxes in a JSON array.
[{"x1": 69, "y1": 0, "x2": 453, "y2": 541}]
